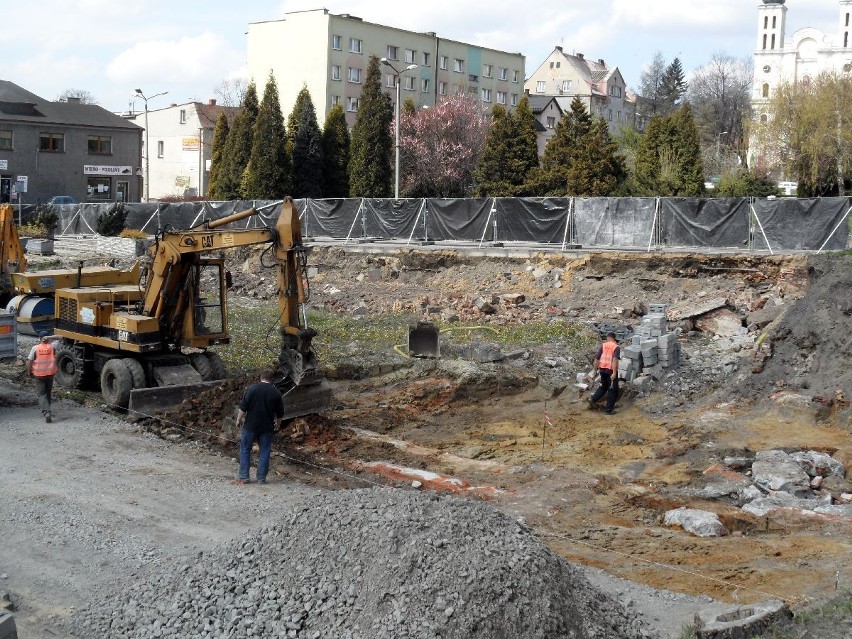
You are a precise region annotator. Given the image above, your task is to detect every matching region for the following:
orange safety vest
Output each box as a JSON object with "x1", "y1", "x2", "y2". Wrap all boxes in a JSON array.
[
  {"x1": 31, "y1": 342, "x2": 58, "y2": 377},
  {"x1": 599, "y1": 341, "x2": 618, "y2": 371}
]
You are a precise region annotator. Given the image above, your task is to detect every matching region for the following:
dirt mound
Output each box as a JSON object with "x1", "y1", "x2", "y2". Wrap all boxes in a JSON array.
[{"x1": 737, "y1": 254, "x2": 852, "y2": 415}]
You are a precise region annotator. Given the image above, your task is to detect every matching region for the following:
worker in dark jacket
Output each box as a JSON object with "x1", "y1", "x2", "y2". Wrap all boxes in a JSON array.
[
  {"x1": 234, "y1": 368, "x2": 285, "y2": 484},
  {"x1": 589, "y1": 332, "x2": 620, "y2": 415}
]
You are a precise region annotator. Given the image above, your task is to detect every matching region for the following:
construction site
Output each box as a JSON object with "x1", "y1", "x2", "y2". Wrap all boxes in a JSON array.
[{"x1": 0, "y1": 200, "x2": 850, "y2": 639}]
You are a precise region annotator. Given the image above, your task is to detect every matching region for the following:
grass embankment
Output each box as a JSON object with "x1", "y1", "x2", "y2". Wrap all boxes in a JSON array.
[{"x1": 222, "y1": 301, "x2": 595, "y2": 373}]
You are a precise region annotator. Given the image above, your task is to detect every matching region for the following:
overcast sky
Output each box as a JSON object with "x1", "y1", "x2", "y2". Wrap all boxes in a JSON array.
[{"x1": 0, "y1": 0, "x2": 842, "y2": 112}]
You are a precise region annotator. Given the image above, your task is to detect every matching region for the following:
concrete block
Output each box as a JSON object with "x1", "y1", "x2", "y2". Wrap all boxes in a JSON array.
[
  {"x1": 631, "y1": 334, "x2": 641, "y2": 346},
  {"x1": 0, "y1": 613, "x2": 17, "y2": 639},
  {"x1": 695, "y1": 600, "x2": 791, "y2": 639},
  {"x1": 623, "y1": 345, "x2": 643, "y2": 360},
  {"x1": 640, "y1": 338, "x2": 658, "y2": 349},
  {"x1": 642, "y1": 350, "x2": 658, "y2": 366},
  {"x1": 657, "y1": 332, "x2": 677, "y2": 348},
  {"x1": 648, "y1": 303, "x2": 668, "y2": 315}
]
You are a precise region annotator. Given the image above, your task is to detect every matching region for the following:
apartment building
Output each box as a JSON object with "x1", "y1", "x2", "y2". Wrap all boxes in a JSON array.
[
  {"x1": 127, "y1": 100, "x2": 239, "y2": 200},
  {"x1": 524, "y1": 46, "x2": 635, "y2": 134},
  {"x1": 246, "y1": 9, "x2": 526, "y2": 127},
  {"x1": 0, "y1": 80, "x2": 141, "y2": 204}
]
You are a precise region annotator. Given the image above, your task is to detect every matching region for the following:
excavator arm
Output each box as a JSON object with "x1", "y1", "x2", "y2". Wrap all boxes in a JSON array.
[{"x1": 0, "y1": 204, "x2": 27, "y2": 304}]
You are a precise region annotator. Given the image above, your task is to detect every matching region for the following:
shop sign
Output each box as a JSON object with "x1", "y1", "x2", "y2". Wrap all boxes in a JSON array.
[{"x1": 84, "y1": 165, "x2": 133, "y2": 176}]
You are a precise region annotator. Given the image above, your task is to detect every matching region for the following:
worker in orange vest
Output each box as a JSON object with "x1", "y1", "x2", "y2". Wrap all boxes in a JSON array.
[
  {"x1": 589, "y1": 332, "x2": 620, "y2": 415},
  {"x1": 27, "y1": 331, "x2": 61, "y2": 423}
]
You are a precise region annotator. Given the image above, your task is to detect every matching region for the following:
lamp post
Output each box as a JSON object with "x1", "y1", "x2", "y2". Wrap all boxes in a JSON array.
[
  {"x1": 134, "y1": 88, "x2": 168, "y2": 202},
  {"x1": 380, "y1": 58, "x2": 418, "y2": 199},
  {"x1": 716, "y1": 130, "x2": 728, "y2": 174}
]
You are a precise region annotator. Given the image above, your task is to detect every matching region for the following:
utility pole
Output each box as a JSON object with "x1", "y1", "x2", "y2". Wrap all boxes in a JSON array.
[
  {"x1": 134, "y1": 88, "x2": 168, "y2": 202},
  {"x1": 380, "y1": 58, "x2": 418, "y2": 199}
]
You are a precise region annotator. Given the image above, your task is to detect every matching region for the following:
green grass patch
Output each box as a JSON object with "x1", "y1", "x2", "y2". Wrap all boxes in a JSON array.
[{"x1": 221, "y1": 302, "x2": 595, "y2": 373}]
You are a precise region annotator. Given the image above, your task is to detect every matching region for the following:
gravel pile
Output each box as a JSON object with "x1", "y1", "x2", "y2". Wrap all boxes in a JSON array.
[{"x1": 70, "y1": 487, "x2": 650, "y2": 638}]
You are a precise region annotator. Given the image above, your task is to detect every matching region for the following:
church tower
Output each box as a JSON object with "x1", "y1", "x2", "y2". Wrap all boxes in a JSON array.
[
  {"x1": 756, "y1": 0, "x2": 787, "y2": 53},
  {"x1": 840, "y1": 0, "x2": 851, "y2": 50}
]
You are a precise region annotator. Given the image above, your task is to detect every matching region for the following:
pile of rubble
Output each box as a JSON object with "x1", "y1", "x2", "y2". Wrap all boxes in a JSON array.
[
  {"x1": 665, "y1": 449, "x2": 852, "y2": 537},
  {"x1": 70, "y1": 488, "x2": 651, "y2": 639}
]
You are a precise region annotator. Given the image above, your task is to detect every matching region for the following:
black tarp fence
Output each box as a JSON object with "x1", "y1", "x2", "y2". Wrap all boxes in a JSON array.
[{"x1": 11, "y1": 196, "x2": 850, "y2": 252}]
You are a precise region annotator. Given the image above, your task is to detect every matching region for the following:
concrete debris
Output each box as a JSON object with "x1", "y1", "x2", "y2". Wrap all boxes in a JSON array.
[
  {"x1": 789, "y1": 451, "x2": 845, "y2": 478},
  {"x1": 751, "y1": 450, "x2": 812, "y2": 496},
  {"x1": 742, "y1": 494, "x2": 831, "y2": 517},
  {"x1": 69, "y1": 488, "x2": 649, "y2": 639},
  {"x1": 694, "y1": 599, "x2": 792, "y2": 639},
  {"x1": 664, "y1": 508, "x2": 728, "y2": 537},
  {"x1": 695, "y1": 309, "x2": 746, "y2": 338},
  {"x1": 668, "y1": 297, "x2": 728, "y2": 321}
]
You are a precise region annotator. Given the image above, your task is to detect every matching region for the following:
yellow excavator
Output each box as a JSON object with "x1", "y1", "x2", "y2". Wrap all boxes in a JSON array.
[
  {"x1": 0, "y1": 203, "x2": 27, "y2": 306},
  {"x1": 45, "y1": 197, "x2": 330, "y2": 418}
]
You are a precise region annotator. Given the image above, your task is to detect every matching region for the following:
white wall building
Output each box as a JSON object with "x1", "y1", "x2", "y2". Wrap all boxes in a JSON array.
[
  {"x1": 246, "y1": 9, "x2": 526, "y2": 128},
  {"x1": 128, "y1": 100, "x2": 238, "y2": 201},
  {"x1": 752, "y1": 0, "x2": 852, "y2": 120}
]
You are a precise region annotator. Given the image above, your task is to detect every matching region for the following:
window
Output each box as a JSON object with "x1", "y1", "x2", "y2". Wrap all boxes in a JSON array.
[
  {"x1": 439, "y1": 55, "x2": 448, "y2": 70},
  {"x1": 549, "y1": 62, "x2": 554, "y2": 69},
  {"x1": 349, "y1": 37, "x2": 362, "y2": 53},
  {"x1": 422, "y1": 52, "x2": 430, "y2": 66},
  {"x1": 404, "y1": 49, "x2": 416, "y2": 64},
  {"x1": 546, "y1": 116, "x2": 556, "y2": 129},
  {"x1": 347, "y1": 96, "x2": 359, "y2": 112},
  {"x1": 348, "y1": 67, "x2": 362, "y2": 83},
  {"x1": 157, "y1": 140, "x2": 164, "y2": 157},
  {"x1": 762, "y1": 83, "x2": 770, "y2": 98},
  {"x1": 513, "y1": 70, "x2": 519, "y2": 83},
  {"x1": 617, "y1": 111, "x2": 621, "y2": 121},
  {"x1": 562, "y1": 80, "x2": 572, "y2": 92},
  {"x1": 39, "y1": 133, "x2": 64, "y2": 152},
  {"x1": 764, "y1": 16, "x2": 768, "y2": 29},
  {"x1": 763, "y1": 34, "x2": 767, "y2": 50},
  {"x1": 438, "y1": 81, "x2": 447, "y2": 95},
  {"x1": 421, "y1": 78, "x2": 430, "y2": 92},
  {"x1": 331, "y1": 64, "x2": 341, "y2": 80},
  {"x1": 845, "y1": 32, "x2": 849, "y2": 48},
  {"x1": 469, "y1": 74, "x2": 478, "y2": 83},
  {"x1": 510, "y1": 93, "x2": 518, "y2": 106},
  {"x1": 332, "y1": 34, "x2": 341, "y2": 50},
  {"x1": 386, "y1": 74, "x2": 396, "y2": 88},
  {"x1": 498, "y1": 67, "x2": 508, "y2": 80},
  {"x1": 556, "y1": 61, "x2": 560, "y2": 68},
  {"x1": 87, "y1": 177, "x2": 111, "y2": 200},
  {"x1": 453, "y1": 58, "x2": 464, "y2": 73},
  {"x1": 608, "y1": 109, "x2": 612, "y2": 121},
  {"x1": 87, "y1": 135, "x2": 112, "y2": 155},
  {"x1": 772, "y1": 16, "x2": 776, "y2": 28},
  {"x1": 403, "y1": 76, "x2": 415, "y2": 91},
  {"x1": 331, "y1": 95, "x2": 341, "y2": 106},
  {"x1": 536, "y1": 80, "x2": 546, "y2": 93},
  {"x1": 760, "y1": 114, "x2": 768, "y2": 124},
  {"x1": 483, "y1": 64, "x2": 493, "y2": 78},
  {"x1": 496, "y1": 90, "x2": 507, "y2": 104},
  {"x1": 846, "y1": 13, "x2": 850, "y2": 27},
  {"x1": 481, "y1": 88, "x2": 492, "y2": 102},
  {"x1": 386, "y1": 45, "x2": 399, "y2": 60},
  {"x1": 771, "y1": 33, "x2": 776, "y2": 49},
  {"x1": 179, "y1": 109, "x2": 186, "y2": 124},
  {"x1": 0, "y1": 130, "x2": 12, "y2": 150}
]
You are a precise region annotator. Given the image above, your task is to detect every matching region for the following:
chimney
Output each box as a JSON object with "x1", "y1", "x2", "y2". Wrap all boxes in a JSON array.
[
  {"x1": 67, "y1": 96, "x2": 81, "y2": 104},
  {"x1": 599, "y1": 58, "x2": 605, "y2": 66},
  {"x1": 577, "y1": 52, "x2": 584, "y2": 59},
  {"x1": 555, "y1": 45, "x2": 563, "y2": 53},
  {"x1": 208, "y1": 99, "x2": 217, "y2": 106}
]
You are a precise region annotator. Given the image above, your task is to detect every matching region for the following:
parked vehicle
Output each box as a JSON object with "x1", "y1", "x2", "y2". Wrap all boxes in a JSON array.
[{"x1": 46, "y1": 196, "x2": 77, "y2": 205}]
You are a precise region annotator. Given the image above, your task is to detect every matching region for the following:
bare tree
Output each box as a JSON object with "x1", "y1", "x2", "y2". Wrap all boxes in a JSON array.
[
  {"x1": 637, "y1": 51, "x2": 667, "y2": 116},
  {"x1": 55, "y1": 89, "x2": 97, "y2": 105},
  {"x1": 688, "y1": 52, "x2": 753, "y2": 174},
  {"x1": 214, "y1": 78, "x2": 247, "y2": 107}
]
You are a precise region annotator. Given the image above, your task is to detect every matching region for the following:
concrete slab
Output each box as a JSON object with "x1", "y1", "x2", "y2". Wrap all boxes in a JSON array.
[{"x1": 694, "y1": 600, "x2": 791, "y2": 639}]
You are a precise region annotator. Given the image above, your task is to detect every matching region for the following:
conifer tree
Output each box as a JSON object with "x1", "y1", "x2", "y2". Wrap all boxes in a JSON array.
[
  {"x1": 206, "y1": 111, "x2": 230, "y2": 200},
  {"x1": 290, "y1": 87, "x2": 323, "y2": 198},
  {"x1": 242, "y1": 73, "x2": 291, "y2": 198},
  {"x1": 634, "y1": 103, "x2": 704, "y2": 196},
  {"x1": 473, "y1": 97, "x2": 538, "y2": 196},
  {"x1": 349, "y1": 56, "x2": 393, "y2": 197},
  {"x1": 287, "y1": 85, "x2": 312, "y2": 154},
  {"x1": 218, "y1": 81, "x2": 259, "y2": 200},
  {"x1": 322, "y1": 104, "x2": 351, "y2": 198},
  {"x1": 658, "y1": 58, "x2": 688, "y2": 116}
]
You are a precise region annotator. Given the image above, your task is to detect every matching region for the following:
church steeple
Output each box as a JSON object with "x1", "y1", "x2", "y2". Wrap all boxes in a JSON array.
[{"x1": 757, "y1": 0, "x2": 787, "y2": 52}]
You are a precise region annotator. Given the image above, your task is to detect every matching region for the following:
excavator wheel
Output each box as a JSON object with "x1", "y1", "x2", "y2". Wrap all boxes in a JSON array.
[
  {"x1": 124, "y1": 358, "x2": 147, "y2": 390},
  {"x1": 189, "y1": 352, "x2": 227, "y2": 381},
  {"x1": 55, "y1": 345, "x2": 87, "y2": 390},
  {"x1": 101, "y1": 359, "x2": 134, "y2": 409}
]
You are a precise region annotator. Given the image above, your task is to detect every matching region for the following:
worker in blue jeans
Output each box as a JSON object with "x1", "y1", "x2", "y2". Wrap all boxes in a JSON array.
[
  {"x1": 589, "y1": 332, "x2": 620, "y2": 415},
  {"x1": 234, "y1": 368, "x2": 285, "y2": 485}
]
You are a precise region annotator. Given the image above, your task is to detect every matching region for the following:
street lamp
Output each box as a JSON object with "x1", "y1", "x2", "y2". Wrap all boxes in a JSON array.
[
  {"x1": 134, "y1": 88, "x2": 168, "y2": 202},
  {"x1": 380, "y1": 58, "x2": 418, "y2": 199},
  {"x1": 716, "y1": 131, "x2": 729, "y2": 171}
]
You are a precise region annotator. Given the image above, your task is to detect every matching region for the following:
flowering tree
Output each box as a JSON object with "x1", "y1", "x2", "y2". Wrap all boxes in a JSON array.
[{"x1": 399, "y1": 94, "x2": 490, "y2": 197}]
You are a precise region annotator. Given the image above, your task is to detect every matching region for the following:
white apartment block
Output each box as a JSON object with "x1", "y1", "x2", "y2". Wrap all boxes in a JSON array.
[
  {"x1": 128, "y1": 100, "x2": 238, "y2": 201},
  {"x1": 246, "y1": 9, "x2": 526, "y2": 127},
  {"x1": 753, "y1": 0, "x2": 852, "y2": 117},
  {"x1": 524, "y1": 46, "x2": 634, "y2": 134}
]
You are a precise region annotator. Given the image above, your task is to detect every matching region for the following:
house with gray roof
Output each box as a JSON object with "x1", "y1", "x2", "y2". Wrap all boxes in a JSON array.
[
  {"x1": 525, "y1": 47, "x2": 638, "y2": 135},
  {"x1": 0, "y1": 80, "x2": 142, "y2": 205},
  {"x1": 526, "y1": 95, "x2": 564, "y2": 157}
]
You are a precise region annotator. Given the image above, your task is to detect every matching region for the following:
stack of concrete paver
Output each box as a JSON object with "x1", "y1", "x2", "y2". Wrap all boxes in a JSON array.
[{"x1": 619, "y1": 304, "x2": 681, "y2": 382}]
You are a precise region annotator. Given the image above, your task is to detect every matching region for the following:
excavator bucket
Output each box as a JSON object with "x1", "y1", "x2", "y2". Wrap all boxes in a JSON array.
[
  {"x1": 408, "y1": 321, "x2": 440, "y2": 358},
  {"x1": 127, "y1": 378, "x2": 333, "y2": 421}
]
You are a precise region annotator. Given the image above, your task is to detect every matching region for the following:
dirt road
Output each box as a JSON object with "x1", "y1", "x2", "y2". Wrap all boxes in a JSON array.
[{"x1": 0, "y1": 379, "x2": 320, "y2": 638}]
